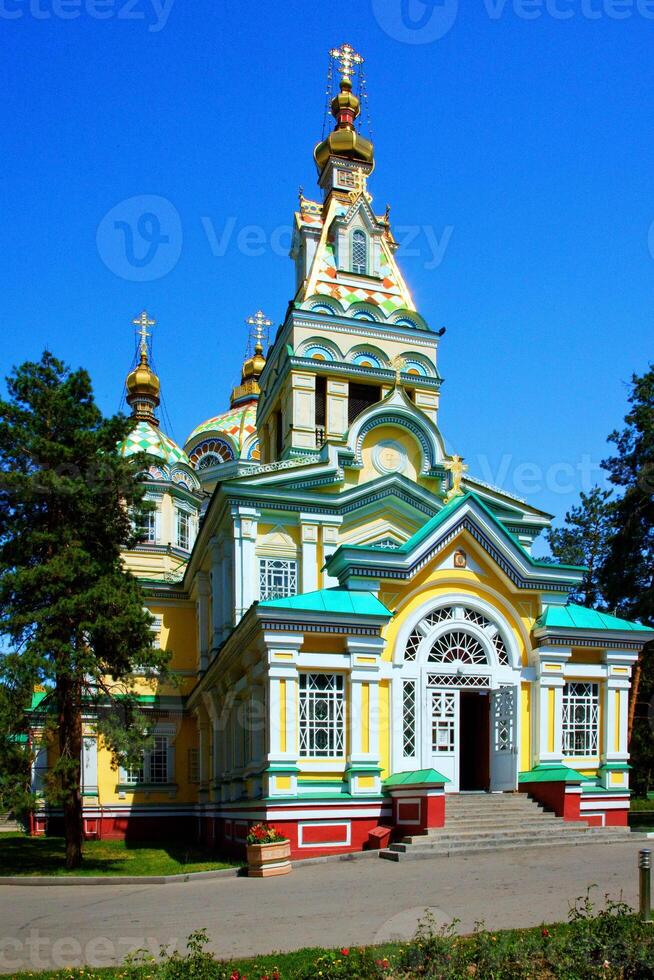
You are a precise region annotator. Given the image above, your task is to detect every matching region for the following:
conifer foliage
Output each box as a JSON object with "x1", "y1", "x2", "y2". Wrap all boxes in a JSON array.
[{"x1": 0, "y1": 352, "x2": 170, "y2": 868}]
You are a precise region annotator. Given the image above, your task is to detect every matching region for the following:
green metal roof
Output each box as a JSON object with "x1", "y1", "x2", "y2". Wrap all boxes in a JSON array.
[
  {"x1": 519, "y1": 765, "x2": 593, "y2": 785},
  {"x1": 536, "y1": 603, "x2": 652, "y2": 633},
  {"x1": 258, "y1": 588, "x2": 392, "y2": 618},
  {"x1": 327, "y1": 492, "x2": 586, "y2": 573},
  {"x1": 384, "y1": 768, "x2": 450, "y2": 787}
]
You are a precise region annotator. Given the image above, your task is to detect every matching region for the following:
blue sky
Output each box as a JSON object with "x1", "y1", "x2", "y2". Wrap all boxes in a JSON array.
[{"x1": 1, "y1": 0, "x2": 652, "y2": 546}]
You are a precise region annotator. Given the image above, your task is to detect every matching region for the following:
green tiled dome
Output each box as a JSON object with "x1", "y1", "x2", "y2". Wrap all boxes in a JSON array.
[
  {"x1": 184, "y1": 402, "x2": 260, "y2": 466},
  {"x1": 120, "y1": 420, "x2": 191, "y2": 467}
]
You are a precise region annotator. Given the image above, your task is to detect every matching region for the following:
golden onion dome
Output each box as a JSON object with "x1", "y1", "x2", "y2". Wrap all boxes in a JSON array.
[
  {"x1": 231, "y1": 342, "x2": 266, "y2": 407},
  {"x1": 314, "y1": 77, "x2": 375, "y2": 172},
  {"x1": 241, "y1": 343, "x2": 267, "y2": 381},
  {"x1": 126, "y1": 350, "x2": 161, "y2": 423},
  {"x1": 126, "y1": 351, "x2": 161, "y2": 399}
]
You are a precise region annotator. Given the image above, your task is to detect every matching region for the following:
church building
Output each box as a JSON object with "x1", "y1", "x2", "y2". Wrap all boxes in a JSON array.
[{"x1": 31, "y1": 44, "x2": 653, "y2": 857}]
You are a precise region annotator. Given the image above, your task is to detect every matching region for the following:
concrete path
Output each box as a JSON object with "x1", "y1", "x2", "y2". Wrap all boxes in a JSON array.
[{"x1": 0, "y1": 839, "x2": 645, "y2": 973}]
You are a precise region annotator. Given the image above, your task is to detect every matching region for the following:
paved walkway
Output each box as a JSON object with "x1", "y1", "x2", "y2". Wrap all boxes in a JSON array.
[{"x1": 0, "y1": 839, "x2": 645, "y2": 973}]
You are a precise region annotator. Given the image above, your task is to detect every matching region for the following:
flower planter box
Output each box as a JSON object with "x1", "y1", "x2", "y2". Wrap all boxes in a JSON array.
[{"x1": 246, "y1": 839, "x2": 292, "y2": 878}]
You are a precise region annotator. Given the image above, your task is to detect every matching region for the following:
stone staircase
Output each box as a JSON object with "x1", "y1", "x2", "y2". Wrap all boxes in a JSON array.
[
  {"x1": 0, "y1": 812, "x2": 22, "y2": 832},
  {"x1": 379, "y1": 793, "x2": 638, "y2": 862}
]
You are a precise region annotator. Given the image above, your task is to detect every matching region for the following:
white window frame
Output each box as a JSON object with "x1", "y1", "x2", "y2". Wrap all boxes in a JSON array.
[
  {"x1": 299, "y1": 673, "x2": 345, "y2": 758},
  {"x1": 175, "y1": 507, "x2": 192, "y2": 551},
  {"x1": 352, "y1": 229, "x2": 368, "y2": 275},
  {"x1": 259, "y1": 557, "x2": 298, "y2": 601},
  {"x1": 562, "y1": 682, "x2": 600, "y2": 757},
  {"x1": 121, "y1": 733, "x2": 173, "y2": 786},
  {"x1": 135, "y1": 499, "x2": 160, "y2": 544}
]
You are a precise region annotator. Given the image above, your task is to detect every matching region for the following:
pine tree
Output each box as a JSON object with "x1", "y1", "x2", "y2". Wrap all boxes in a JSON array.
[
  {"x1": 0, "y1": 352, "x2": 170, "y2": 868},
  {"x1": 601, "y1": 365, "x2": 654, "y2": 789},
  {"x1": 546, "y1": 486, "x2": 613, "y2": 608}
]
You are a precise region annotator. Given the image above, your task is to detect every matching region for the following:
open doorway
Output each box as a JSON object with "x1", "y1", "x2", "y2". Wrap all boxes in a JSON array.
[{"x1": 459, "y1": 691, "x2": 490, "y2": 791}]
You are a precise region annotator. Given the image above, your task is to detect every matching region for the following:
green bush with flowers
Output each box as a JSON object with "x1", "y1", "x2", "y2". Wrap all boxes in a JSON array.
[{"x1": 246, "y1": 823, "x2": 288, "y2": 845}]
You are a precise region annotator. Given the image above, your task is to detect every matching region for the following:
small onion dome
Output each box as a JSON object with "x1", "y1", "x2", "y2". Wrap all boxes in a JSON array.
[
  {"x1": 184, "y1": 402, "x2": 259, "y2": 470},
  {"x1": 314, "y1": 77, "x2": 374, "y2": 173},
  {"x1": 231, "y1": 340, "x2": 267, "y2": 408},
  {"x1": 120, "y1": 420, "x2": 192, "y2": 467},
  {"x1": 126, "y1": 350, "x2": 161, "y2": 424}
]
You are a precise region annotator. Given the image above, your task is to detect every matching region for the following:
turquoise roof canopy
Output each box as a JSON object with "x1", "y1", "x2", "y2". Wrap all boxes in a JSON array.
[{"x1": 536, "y1": 603, "x2": 652, "y2": 633}]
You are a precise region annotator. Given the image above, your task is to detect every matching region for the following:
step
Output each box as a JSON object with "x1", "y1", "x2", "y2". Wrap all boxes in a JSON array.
[
  {"x1": 391, "y1": 828, "x2": 596, "y2": 851},
  {"x1": 379, "y1": 832, "x2": 638, "y2": 861},
  {"x1": 442, "y1": 814, "x2": 566, "y2": 828},
  {"x1": 398, "y1": 825, "x2": 590, "y2": 846}
]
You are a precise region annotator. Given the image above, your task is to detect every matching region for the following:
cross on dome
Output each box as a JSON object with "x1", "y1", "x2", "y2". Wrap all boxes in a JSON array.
[
  {"x1": 330, "y1": 42, "x2": 364, "y2": 81},
  {"x1": 246, "y1": 310, "x2": 272, "y2": 352},
  {"x1": 133, "y1": 311, "x2": 156, "y2": 357}
]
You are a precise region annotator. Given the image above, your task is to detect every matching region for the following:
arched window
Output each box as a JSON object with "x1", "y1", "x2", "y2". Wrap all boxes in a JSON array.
[{"x1": 352, "y1": 230, "x2": 368, "y2": 275}]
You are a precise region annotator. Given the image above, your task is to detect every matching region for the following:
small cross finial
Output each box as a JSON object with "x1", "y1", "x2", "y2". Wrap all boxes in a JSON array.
[
  {"x1": 133, "y1": 310, "x2": 156, "y2": 358},
  {"x1": 329, "y1": 42, "x2": 364, "y2": 81},
  {"x1": 246, "y1": 310, "x2": 273, "y2": 351},
  {"x1": 391, "y1": 355, "x2": 407, "y2": 386},
  {"x1": 444, "y1": 455, "x2": 469, "y2": 502}
]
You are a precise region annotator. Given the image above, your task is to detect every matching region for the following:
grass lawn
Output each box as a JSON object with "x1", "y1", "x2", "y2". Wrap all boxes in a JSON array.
[{"x1": 0, "y1": 832, "x2": 236, "y2": 877}]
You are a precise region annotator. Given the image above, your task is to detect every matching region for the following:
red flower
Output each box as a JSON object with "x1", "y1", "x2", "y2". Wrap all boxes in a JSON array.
[
  {"x1": 341, "y1": 948, "x2": 350, "y2": 956},
  {"x1": 542, "y1": 928, "x2": 550, "y2": 939}
]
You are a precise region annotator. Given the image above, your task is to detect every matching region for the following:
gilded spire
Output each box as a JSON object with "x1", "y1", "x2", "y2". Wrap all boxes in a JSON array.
[
  {"x1": 231, "y1": 310, "x2": 271, "y2": 407},
  {"x1": 314, "y1": 43, "x2": 374, "y2": 174},
  {"x1": 126, "y1": 311, "x2": 161, "y2": 424}
]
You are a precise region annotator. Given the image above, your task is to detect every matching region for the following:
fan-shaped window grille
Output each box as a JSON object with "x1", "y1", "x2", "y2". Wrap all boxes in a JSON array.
[
  {"x1": 197, "y1": 453, "x2": 224, "y2": 471},
  {"x1": 463, "y1": 607, "x2": 510, "y2": 665},
  {"x1": 352, "y1": 231, "x2": 368, "y2": 275},
  {"x1": 423, "y1": 607, "x2": 454, "y2": 629},
  {"x1": 403, "y1": 606, "x2": 511, "y2": 666},
  {"x1": 429, "y1": 630, "x2": 488, "y2": 666},
  {"x1": 404, "y1": 629, "x2": 422, "y2": 662}
]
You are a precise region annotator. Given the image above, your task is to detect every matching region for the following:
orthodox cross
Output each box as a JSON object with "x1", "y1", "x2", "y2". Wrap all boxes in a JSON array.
[
  {"x1": 133, "y1": 311, "x2": 155, "y2": 358},
  {"x1": 391, "y1": 355, "x2": 407, "y2": 386},
  {"x1": 444, "y1": 455, "x2": 469, "y2": 502},
  {"x1": 246, "y1": 310, "x2": 272, "y2": 351},
  {"x1": 329, "y1": 42, "x2": 364, "y2": 81}
]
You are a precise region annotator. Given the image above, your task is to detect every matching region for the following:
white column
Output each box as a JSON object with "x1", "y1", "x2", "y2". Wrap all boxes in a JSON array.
[
  {"x1": 300, "y1": 516, "x2": 319, "y2": 593},
  {"x1": 346, "y1": 636, "x2": 384, "y2": 795},
  {"x1": 535, "y1": 648, "x2": 571, "y2": 766},
  {"x1": 209, "y1": 537, "x2": 223, "y2": 649},
  {"x1": 81, "y1": 735, "x2": 98, "y2": 797},
  {"x1": 264, "y1": 632, "x2": 302, "y2": 798},
  {"x1": 221, "y1": 547, "x2": 232, "y2": 635},
  {"x1": 599, "y1": 653, "x2": 636, "y2": 789},
  {"x1": 321, "y1": 522, "x2": 342, "y2": 588},
  {"x1": 195, "y1": 571, "x2": 211, "y2": 671},
  {"x1": 232, "y1": 507, "x2": 259, "y2": 622}
]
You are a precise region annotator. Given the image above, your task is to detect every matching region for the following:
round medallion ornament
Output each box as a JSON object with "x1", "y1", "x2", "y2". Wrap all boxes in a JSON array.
[{"x1": 373, "y1": 439, "x2": 408, "y2": 475}]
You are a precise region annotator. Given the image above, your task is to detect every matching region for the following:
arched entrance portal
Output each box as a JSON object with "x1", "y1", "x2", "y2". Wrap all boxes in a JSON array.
[{"x1": 393, "y1": 601, "x2": 521, "y2": 793}]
